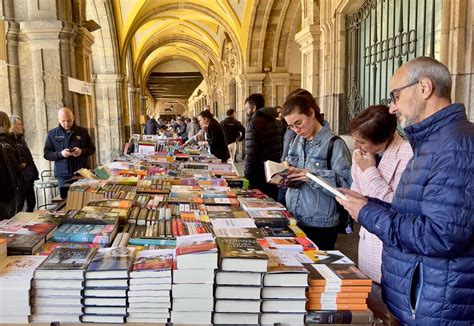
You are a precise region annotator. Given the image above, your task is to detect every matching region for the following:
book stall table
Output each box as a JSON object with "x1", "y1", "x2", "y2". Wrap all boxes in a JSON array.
[{"x1": 0, "y1": 139, "x2": 379, "y2": 326}]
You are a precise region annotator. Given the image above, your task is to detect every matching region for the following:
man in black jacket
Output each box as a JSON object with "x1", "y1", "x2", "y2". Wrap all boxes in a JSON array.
[
  {"x1": 44, "y1": 107, "x2": 95, "y2": 192},
  {"x1": 244, "y1": 94, "x2": 284, "y2": 200},
  {"x1": 144, "y1": 115, "x2": 158, "y2": 135},
  {"x1": 220, "y1": 109, "x2": 245, "y2": 163}
]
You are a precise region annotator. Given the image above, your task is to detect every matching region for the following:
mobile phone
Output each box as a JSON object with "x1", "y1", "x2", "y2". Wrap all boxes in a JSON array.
[{"x1": 66, "y1": 148, "x2": 74, "y2": 152}]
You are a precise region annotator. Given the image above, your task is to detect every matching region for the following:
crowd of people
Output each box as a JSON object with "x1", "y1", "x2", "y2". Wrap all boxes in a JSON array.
[{"x1": 0, "y1": 57, "x2": 472, "y2": 324}]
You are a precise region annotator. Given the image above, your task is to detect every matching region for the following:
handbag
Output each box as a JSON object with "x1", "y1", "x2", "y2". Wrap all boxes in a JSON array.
[{"x1": 326, "y1": 136, "x2": 354, "y2": 234}]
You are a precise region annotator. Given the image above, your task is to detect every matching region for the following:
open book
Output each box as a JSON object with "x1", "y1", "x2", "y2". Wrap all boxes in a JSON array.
[
  {"x1": 264, "y1": 160, "x2": 304, "y2": 188},
  {"x1": 305, "y1": 172, "x2": 347, "y2": 200}
]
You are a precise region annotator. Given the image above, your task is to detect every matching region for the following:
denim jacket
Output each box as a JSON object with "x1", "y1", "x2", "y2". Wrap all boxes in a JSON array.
[{"x1": 285, "y1": 123, "x2": 352, "y2": 227}]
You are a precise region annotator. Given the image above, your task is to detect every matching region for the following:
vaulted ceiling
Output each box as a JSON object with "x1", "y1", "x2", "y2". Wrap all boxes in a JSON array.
[
  {"x1": 112, "y1": 0, "x2": 301, "y2": 101},
  {"x1": 113, "y1": 0, "x2": 252, "y2": 100}
]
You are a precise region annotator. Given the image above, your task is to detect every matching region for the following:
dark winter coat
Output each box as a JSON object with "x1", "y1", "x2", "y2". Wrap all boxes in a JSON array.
[
  {"x1": 44, "y1": 124, "x2": 95, "y2": 179},
  {"x1": 144, "y1": 118, "x2": 158, "y2": 135},
  {"x1": 0, "y1": 131, "x2": 24, "y2": 210},
  {"x1": 13, "y1": 134, "x2": 39, "y2": 182},
  {"x1": 359, "y1": 103, "x2": 474, "y2": 325},
  {"x1": 206, "y1": 119, "x2": 230, "y2": 162},
  {"x1": 244, "y1": 107, "x2": 284, "y2": 197},
  {"x1": 220, "y1": 117, "x2": 245, "y2": 145}
]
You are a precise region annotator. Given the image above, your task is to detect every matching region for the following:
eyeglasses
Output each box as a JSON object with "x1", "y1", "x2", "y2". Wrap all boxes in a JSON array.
[
  {"x1": 389, "y1": 80, "x2": 419, "y2": 104},
  {"x1": 287, "y1": 119, "x2": 305, "y2": 131}
]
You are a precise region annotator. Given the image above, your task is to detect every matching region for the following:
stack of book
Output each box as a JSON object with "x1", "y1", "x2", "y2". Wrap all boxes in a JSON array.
[
  {"x1": 0, "y1": 255, "x2": 46, "y2": 323},
  {"x1": 127, "y1": 249, "x2": 173, "y2": 323},
  {"x1": 214, "y1": 236, "x2": 269, "y2": 325},
  {"x1": 31, "y1": 247, "x2": 96, "y2": 323},
  {"x1": 171, "y1": 233, "x2": 217, "y2": 325},
  {"x1": 304, "y1": 263, "x2": 372, "y2": 314},
  {"x1": 260, "y1": 249, "x2": 311, "y2": 325},
  {"x1": 81, "y1": 247, "x2": 136, "y2": 323}
]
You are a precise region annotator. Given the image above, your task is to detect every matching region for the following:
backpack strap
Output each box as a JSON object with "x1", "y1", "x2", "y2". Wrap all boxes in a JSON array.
[{"x1": 326, "y1": 136, "x2": 340, "y2": 170}]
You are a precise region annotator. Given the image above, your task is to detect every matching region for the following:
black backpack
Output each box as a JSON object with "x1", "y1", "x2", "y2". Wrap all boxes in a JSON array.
[{"x1": 326, "y1": 136, "x2": 354, "y2": 234}]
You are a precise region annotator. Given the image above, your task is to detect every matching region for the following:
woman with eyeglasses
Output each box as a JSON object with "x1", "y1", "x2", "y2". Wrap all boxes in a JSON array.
[
  {"x1": 347, "y1": 105, "x2": 413, "y2": 324},
  {"x1": 282, "y1": 93, "x2": 352, "y2": 250}
]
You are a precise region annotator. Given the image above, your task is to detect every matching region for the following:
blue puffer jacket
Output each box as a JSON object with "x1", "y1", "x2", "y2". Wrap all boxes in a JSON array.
[{"x1": 359, "y1": 103, "x2": 474, "y2": 325}]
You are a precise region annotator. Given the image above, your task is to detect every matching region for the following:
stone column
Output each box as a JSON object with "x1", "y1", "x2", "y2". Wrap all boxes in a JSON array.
[
  {"x1": 295, "y1": 24, "x2": 321, "y2": 96},
  {"x1": 5, "y1": 21, "x2": 22, "y2": 116},
  {"x1": 93, "y1": 73, "x2": 125, "y2": 163},
  {"x1": 19, "y1": 20, "x2": 77, "y2": 174}
]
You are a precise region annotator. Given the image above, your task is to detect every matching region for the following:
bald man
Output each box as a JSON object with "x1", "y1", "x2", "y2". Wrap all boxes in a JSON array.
[{"x1": 44, "y1": 107, "x2": 95, "y2": 192}]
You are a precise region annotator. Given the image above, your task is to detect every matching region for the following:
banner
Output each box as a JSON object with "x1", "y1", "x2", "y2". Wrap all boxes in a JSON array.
[{"x1": 68, "y1": 76, "x2": 93, "y2": 95}]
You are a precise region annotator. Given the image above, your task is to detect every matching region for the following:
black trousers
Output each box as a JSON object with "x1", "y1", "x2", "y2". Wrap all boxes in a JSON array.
[
  {"x1": 17, "y1": 179, "x2": 36, "y2": 212},
  {"x1": 298, "y1": 224, "x2": 339, "y2": 250}
]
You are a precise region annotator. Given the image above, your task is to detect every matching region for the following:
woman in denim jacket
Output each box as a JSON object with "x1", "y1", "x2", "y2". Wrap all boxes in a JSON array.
[{"x1": 282, "y1": 94, "x2": 352, "y2": 249}]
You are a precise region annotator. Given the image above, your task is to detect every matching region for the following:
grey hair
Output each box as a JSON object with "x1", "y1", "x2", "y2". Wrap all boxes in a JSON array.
[
  {"x1": 405, "y1": 56, "x2": 452, "y2": 101},
  {"x1": 9, "y1": 114, "x2": 21, "y2": 126}
]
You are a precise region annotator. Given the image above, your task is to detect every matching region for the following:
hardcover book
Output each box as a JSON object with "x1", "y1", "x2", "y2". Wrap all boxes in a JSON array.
[
  {"x1": 37, "y1": 241, "x2": 102, "y2": 256},
  {"x1": 216, "y1": 237, "x2": 268, "y2": 272},
  {"x1": 85, "y1": 247, "x2": 136, "y2": 279},
  {"x1": 0, "y1": 255, "x2": 47, "y2": 290},
  {"x1": 175, "y1": 233, "x2": 217, "y2": 255},
  {"x1": 305, "y1": 264, "x2": 372, "y2": 287},
  {"x1": 0, "y1": 232, "x2": 45, "y2": 255},
  {"x1": 130, "y1": 249, "x2": 173, "y2": 277},
  {"x1": 35, "y1": 247, "x2": 97, "y2": 279},
  {"x1": 0, "y1": 212, "x2": 59, "y2": 240},
  {"x1": 52, "y1": 223, "x2": 117, "y2": 245}
]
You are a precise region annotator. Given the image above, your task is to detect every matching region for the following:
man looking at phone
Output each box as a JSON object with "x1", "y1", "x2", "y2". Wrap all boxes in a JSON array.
[{"x1": 44, "y1": 107, "x2": 95, "y2": 191}]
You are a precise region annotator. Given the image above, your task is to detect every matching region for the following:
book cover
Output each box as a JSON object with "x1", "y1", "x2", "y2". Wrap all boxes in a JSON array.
[
  {"x1": 37, "y1": 241, "x2": 102, "y2": 256},
  {"x1": 0, "y1": 212, "x2": 59, "y2": 239},
  {"x1": 213, "y1": 227, "x2": 265, "y2": 238},
  {"x1": 87, "y1": 247, "x2": 136, "y2": 272},
  {"x1": 0, "y1": 255, "x2": 47, "y2": 289},
  {"x1": 211, "y1": 218, "x2": 256, "y2": 229},
  {"x1": 265, "y1": 249, "x2": 310, "y2": 273},
  {"x1": 52, "y1": 223, "x2": 116, "y2": 245},
  {"x1": 175, "y1": 233, "x2": 217, "y2": 255},
  {"x1": 131, "y1": 249, "x2": 173, "y2": 272},
  {"x1": 305, "y1": 264, "x2": 372, "y2": 286},
  {"x1": 61, "y1": 210, "x2": 119, "y2": 225},
  {"x1": 36, "y1": 247, "x2": 97, "y2": 271},
  {"x1": 305, "y1": 310, "x2": 374, "y2": 324},
  {"x1": 0, "y1": 233, "x2": 45, "y2": 255},
  {"x1": 216, "y1": 237, "x2": 268, "y2": 260}
]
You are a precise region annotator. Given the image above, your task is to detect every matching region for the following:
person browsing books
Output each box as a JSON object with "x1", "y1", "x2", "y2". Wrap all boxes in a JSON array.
[
  {"x1": 197, "y1": 110, "x2": 230, "y2": 163},
  {"x1": 44, "y1": 107, "x2": 96, "y2": 193},
  {"x1": 336, "y1": 57, "x2": 474, "y2": 324},
  {"x1": 347, "y1": 105, "x2": 413, "y2": 324},
  {"x1": 281, "y1": 91, "x2": 352, "y2": 250}
]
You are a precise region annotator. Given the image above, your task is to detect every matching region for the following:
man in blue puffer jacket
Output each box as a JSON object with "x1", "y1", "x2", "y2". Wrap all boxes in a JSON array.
[{"x1": 337, "y1": 57, "x2": 473, "y2": 325}]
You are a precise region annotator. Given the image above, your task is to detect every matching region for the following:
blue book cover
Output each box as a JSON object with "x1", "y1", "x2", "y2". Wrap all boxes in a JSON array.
[{"x1": 52, "y1": 224, "x2": 115, "y2": 245}]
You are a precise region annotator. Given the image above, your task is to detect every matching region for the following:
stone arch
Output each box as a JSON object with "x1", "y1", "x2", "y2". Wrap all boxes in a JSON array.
[
  {"x1": 134, "y1": 35, "x2": 223, "y2": 86},
  {"x1": 119, "y1": 3, "x2": 244, "y2": 77}
]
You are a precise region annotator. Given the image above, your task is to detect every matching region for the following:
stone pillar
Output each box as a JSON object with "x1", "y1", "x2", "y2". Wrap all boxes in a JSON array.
[
  {"x1": 19, "y1": 20, "x2": 78, "y2": 174},
  {"x1": 93, "y1": 73, "x2": 125, "y2": 164},
  {"x1": 5, "y1": 21, "x2": 22, "y2": 116},
  {"x1": 295, "y1": 24, "x2": 321, "y2": 96}
]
